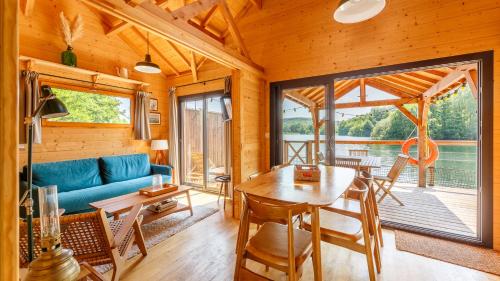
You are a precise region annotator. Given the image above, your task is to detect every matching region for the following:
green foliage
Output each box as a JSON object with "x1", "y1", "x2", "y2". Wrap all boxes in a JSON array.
[
  {"x1": 50, "y1": 88, "x2": 130, "y2": 124},
  {"x1": 284, "y1": 87, "x2": 478, "y2": 141}
]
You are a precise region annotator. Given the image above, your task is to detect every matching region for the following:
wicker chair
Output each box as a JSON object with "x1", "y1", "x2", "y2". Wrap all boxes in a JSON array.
[
  {"x1": 374, "y1": 154, "x2": 410, "y2": 206},
  {"x1": 20, "y1": 204, "x2": 147, "y2": 281}
]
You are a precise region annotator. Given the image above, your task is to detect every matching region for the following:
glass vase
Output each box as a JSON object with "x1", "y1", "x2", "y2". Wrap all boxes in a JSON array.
[
  {"x1": 61, "y1": 46, "x2": 77, "y2": 67},
  {"x1": 38, "y1": 185, "x2": 61, "y2": 250}
]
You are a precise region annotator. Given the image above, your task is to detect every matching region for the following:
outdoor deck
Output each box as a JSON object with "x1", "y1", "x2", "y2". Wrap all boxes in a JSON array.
[{"x1": 378, "y1": 183, "x2": 477, "y2": 238}]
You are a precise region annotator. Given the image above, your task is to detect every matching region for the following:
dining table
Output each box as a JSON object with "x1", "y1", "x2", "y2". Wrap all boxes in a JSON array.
[
  {"x1": 235, "y1": 165, "x2": 357, "y2": 281},
  {"x1": 340, "y1": 155, "x2": 382, "y2": 173}
]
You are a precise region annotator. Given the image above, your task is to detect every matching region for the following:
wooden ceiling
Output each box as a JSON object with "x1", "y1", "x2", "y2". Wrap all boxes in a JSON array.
[
  {"x1": 43, "y1": 0, "x2": 263, "y2": 81},
  {"x1": 284, "y1": 64, "x2": 478, "y2": 110}
]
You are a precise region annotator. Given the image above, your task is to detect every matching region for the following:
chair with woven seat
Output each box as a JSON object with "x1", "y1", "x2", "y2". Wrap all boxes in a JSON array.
[
  {"x1": 302, "y1": 178, "x2": 381, "y2": 281},
  {"x1": 20, "y1": 204, "x2": 147, "y2": 281},
  {"x1": 234, "y1": 192, "x2": 316, "y2": 281},
  {"x1": 374, "y1": 154, "x2": 409, "y2": 206},
  {"x1": 335, "y1": 157, "x2": 362, "y2": 175},
  {"x1": 349, "y1": 149, "x2": 369, "y2": 157},
  {"x1": 216, "y1": 174, "x2": 231, "y2": 210}
]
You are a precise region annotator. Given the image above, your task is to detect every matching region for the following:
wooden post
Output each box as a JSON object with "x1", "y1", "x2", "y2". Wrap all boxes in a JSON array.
[
  {"x1": 417, "y1": 99, "x2": 429, "y2": 187},
  {"x1": 0, "y1": 0, "x2": 19, "y2": 280},
  {"x1": 306, "y1": 141, "x2": 313, "y2": 164},
  {"x1": 283, "y1": 141, "x2": 289, "y2": 164},
  {"x1": 311, "y1": 106, "x2": 320, "y2": 164}
]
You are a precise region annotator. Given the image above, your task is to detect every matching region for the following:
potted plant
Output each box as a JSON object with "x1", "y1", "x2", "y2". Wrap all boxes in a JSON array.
[{"x1": 59, "y1": 12, "x2": 83, "y2": 67}]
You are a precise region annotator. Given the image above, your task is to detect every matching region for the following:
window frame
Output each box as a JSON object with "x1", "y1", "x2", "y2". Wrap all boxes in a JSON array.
[{"x1": 40, "y1": 82, "x2": 135, "y2": 128}]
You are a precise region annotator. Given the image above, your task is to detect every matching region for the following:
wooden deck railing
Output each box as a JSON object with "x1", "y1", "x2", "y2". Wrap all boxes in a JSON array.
[{"x1": 284, "y1": 139, "x2": 476, "y2": 165}]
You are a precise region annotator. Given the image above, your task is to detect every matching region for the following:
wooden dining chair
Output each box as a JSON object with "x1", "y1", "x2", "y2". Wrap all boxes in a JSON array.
[
  {"x1": 334, "y1": 171, "x2": 384, "y2": 250},
  {"x1": 235, "y1": 192, "x2": 316, "y2": 281},
  {"x1": 20, "y1": 204, "x2": 147, "y2": 281},
  {"x1": 349, "y1": 149, "x2": 369, "y2": 157},
  {"x1": 334, "y1": 157, "x2": 361, "y2": 174},
  {"x1": 374, "y1": 154, "x2": 409, "y2": 206},
  {"x1": 302, "y1": 178, "x2": 381, "y2": 281}
]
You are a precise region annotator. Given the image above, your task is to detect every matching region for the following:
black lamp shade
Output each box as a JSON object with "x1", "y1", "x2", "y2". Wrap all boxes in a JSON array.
[
  {"x1": 40, "y1": 98, "x2": 69, "y2": 119},
  {"x1": 135, "y1": 54, "x2": 161, "y2": 74}
]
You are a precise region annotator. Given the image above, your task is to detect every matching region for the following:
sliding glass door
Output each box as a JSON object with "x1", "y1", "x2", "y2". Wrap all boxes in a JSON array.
[{"x1": 179, "y1": 92, "x2": 228, "y2": 192}]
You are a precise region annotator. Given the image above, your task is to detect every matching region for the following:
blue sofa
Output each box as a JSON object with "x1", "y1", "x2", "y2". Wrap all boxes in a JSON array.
[{"x1": 20, "y1": 153, "x2": 173, "y2": 215}]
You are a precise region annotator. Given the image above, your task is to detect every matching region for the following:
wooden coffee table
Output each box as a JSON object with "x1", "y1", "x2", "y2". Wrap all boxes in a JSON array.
[{"x1": 89, "y1": 185, "x2": 193, "y2": 224}]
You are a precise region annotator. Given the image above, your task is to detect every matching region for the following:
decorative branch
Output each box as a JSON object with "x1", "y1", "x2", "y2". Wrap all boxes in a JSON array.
[{"x1": 59, "y1": 12, "x2": 84, "y2": 47}]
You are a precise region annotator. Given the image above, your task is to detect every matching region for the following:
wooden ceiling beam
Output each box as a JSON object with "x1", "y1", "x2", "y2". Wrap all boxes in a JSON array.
[
  {"x1": 464, "y1": 69, "x2": 478, "y2": 99},
  {"x1": 222, "y1": 0, "x2": 253, "y2": 38},
  {"x1": 374, "y1": 77, "x2": 422, "y2": 95},
  {"x1": 395, "y1": 105, "x2": 417, "y2": 125},
  {"x1": 403, "y1": 72, "x2": 439, "y2": 84},
  {"x1": 335, "y1": 80, "x2": 359, "y2": 100},
  {"x1": 219, "y1": 0, "x2": 250, "y2": 58},
  {"x1": 388, "y1": 74, "x2": 432, "y2": 90},
  {"x1": 189, "y1": 51, "x2": 198, "y2": 82},
  {"x1": 249, "y1": 0, "x2": 262, "y2": 9},
  {"x1": 200, "y1": 4, "x2": 219, "y2": 27},
  {"x1": 170, "y1": 0, "x2": 222, "y2": 21},
  {"x1": 365, "y1": 79, "x2": 415, "y2": 98},
  {"x1": 370, "y1": 78, "x2": 420, "y2": 97},
  {"x1": 196, "y1": 57, "x2": 208, "y2": 70},
  {"x1": 422, "y1": 67, "x2": 472, "y2": 99},
  {"x1": 336, "y1": 98, "x2": 415, "y2": 109},
  {"x1": 286, "y1": 91, "x2": 315, "y2": 108},
  {"x1": 360, "y1": 78, "x2": 366, "y2": 104},
  {"x1": 81, "y1": 0, "x2": 263, "y2": 75},
  {"x1": 130, "y1": 28, "x2": 181, "y2": 75},
  {"x1": 165, "y1": 40, "x2": 191, "y2": 69}
]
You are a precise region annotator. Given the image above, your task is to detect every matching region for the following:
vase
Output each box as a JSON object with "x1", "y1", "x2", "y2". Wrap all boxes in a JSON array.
[{"x1": 61, "y1": 46, "x2": 77, "y2": 67}]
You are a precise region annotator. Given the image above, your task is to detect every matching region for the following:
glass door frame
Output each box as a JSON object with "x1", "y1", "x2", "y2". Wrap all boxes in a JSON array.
[
  {"x1": 178, "y1": 90, "x2": 225, "y2": 192},
  {"x1": 269, "y1": 51, "x2": 494, "y2": 248}
]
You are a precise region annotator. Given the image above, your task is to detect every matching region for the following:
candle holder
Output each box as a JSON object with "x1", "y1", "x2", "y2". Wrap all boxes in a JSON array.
[{"x1": 24, "y1": 185, "x2": 80, "y2": 281}]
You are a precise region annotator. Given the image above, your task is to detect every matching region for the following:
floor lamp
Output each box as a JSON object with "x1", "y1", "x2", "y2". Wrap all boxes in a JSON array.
[{"x1": 19, "y1": 85, "x2": 69, "y2": 263}]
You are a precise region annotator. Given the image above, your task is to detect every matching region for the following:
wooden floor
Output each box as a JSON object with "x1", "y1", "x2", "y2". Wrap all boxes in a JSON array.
[
  {"x1": 110, "y1": 191, "x2": 499, "y2": 281},
  {"x1": 378, "y1": 184, "x2": 477, "y2": 238}
]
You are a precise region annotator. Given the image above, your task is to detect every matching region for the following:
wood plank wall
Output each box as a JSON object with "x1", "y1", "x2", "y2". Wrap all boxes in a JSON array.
[
  {"x1": 0, "y1": 0, "x2": 19, "y2": 279},
  {"x1": 18, "y1": 0, "x2": 169, "y2": 168},
  {"x1": 238, "y1": 0, "x2": 500, "y2": 249}
]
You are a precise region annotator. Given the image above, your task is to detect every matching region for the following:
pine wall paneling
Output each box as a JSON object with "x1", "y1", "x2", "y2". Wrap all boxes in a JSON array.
[
  {"x1": 1, "y1": 0, "x2": 19, "y2": 279},
  {"x1": 18, "y1": 0, "x2": 169, "y2": 168},
  {"x1": 237, "y1": 0, "x2": 500, "y2": 249}
]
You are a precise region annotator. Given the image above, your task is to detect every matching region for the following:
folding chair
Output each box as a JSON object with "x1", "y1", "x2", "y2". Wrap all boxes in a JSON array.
[{"x1": 373, "y1": 154, "x2": 409, "y2": 206}]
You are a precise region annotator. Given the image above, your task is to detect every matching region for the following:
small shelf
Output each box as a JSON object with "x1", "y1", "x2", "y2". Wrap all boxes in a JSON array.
[{"x1": 19, "y1": 56, "x2": 149, "y2": 90}]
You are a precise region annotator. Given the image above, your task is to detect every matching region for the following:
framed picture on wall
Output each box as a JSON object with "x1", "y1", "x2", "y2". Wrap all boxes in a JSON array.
[
  {"x1": 149, "y1": 113, "x2": 161, "y2": 125},
  {"x1": 149, "y1": 98, "x2": 158, "y2": 111}
]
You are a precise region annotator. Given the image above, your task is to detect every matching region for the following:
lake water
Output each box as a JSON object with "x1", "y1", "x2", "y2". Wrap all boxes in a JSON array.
[{"x1": 284, "y1": 134, "x2": 478, "y2": 189}]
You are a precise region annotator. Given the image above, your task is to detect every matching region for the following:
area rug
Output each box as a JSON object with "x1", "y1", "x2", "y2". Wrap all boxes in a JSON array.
[
  {"x1": 395, "y1": 230, "x2": 500, "y2": 276},
  {"x1": 97, "y1": 205, "x2": 218, "y2": 273}
]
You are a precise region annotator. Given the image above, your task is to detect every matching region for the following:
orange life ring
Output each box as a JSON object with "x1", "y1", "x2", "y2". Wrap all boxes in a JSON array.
[{"x1": 401, "y1": 137, "x2": 439, "y2": 166}]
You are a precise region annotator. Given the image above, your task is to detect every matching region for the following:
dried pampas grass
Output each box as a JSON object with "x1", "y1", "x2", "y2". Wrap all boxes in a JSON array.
[{"x1": 59, "y1": 12, "x2": 84, "y2": 47}]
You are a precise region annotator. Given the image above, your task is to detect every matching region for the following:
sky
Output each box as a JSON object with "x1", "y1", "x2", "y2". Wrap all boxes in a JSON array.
[{"x1": 283, "y1": 85, "x2": 398, "y2": 121}]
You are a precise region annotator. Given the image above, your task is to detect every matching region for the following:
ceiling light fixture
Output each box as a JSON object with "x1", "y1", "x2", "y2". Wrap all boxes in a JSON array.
[
  {"x1": 334, "y1": 0, "x2": 386, "y2": 24},
  {"x1": 135, "y1": 32, "x2": 161, "y2": 74}
]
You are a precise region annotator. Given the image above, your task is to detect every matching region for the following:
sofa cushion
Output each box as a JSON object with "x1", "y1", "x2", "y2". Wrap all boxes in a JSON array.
[
  {"x1": 58, "y1": 174, "x2": 170, "y2": 214},
  {"x1": 99, "y1": 154, "x2": 151, "y2": 184},
  {"x1": 25, "y1": 158, "x2": 103, "y2": 193}
]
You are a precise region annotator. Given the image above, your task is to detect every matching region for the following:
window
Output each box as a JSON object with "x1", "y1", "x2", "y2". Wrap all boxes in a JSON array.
[{"x1": 46, "y1": 86, "x2": 132, "y2": 126}]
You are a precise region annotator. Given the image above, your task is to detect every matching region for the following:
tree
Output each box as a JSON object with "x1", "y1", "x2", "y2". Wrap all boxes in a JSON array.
[{"x1": 51, "y1": 88, "x2": 130, "y2": 124}]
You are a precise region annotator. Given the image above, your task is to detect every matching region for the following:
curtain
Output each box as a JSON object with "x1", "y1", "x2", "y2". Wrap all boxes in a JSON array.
[
  {"x1": 134, "y1": 91, "x2": 151, "y2": 140},
  {"x1": 168, "y1": 87, "x2": 180, "y2": 184},
  {"x1": 223, "y1": 77, "x2": 233, "y2": 196},
  {"x1": 25, "y1": 71, "x2": 42, "y2": 144}
]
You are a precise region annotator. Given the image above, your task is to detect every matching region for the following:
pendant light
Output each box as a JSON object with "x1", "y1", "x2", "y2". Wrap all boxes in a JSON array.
[
  {"x1": 334, "y1": 0, "x2": 386, "y2": 24},
  {"x1": 135, "y1": 32, "x2": 161, "y2": 74}
]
